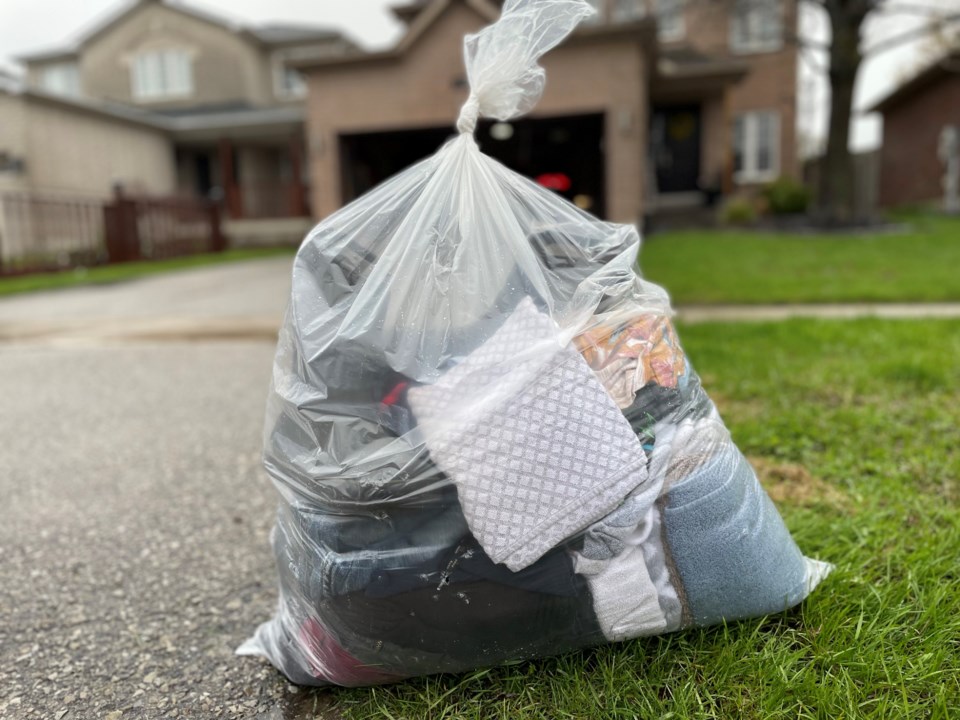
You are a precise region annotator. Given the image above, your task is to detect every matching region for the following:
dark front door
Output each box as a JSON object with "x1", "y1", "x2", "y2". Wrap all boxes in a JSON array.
[
  {"x1": 651, "y1": 106, "x2": 701, "y2": 194},
  {"x1": 195, "y1": 153, "x2": 213, "y2": 197}
]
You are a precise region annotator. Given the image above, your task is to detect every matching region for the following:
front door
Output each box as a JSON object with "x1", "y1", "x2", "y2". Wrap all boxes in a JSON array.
[{"x1": 651, "y1": 106, "x2": 702, "y2": 194}]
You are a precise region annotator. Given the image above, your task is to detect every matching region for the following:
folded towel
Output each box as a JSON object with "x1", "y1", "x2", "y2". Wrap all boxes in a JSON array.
[{"x1": 408, "y1": 298, "x2": 648, "y2": 571}]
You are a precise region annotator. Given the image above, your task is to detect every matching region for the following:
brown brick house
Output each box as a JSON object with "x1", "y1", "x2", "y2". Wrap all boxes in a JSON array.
[
  {"x1": 295, "y1": 0, "x2": 800, "y2": 224},
  {"x1": 869, "y1": 50, "x2": 960, "y2": 208}
]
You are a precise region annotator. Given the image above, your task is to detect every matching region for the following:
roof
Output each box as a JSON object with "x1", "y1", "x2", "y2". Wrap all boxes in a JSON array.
[
  {"x1": 292, "y1": 0, "x2": 657, "y2": 71},
  {"x1": 0, "y1": 67, "x2": 23, "y2": 92},
  {"x1": 657, "y1": 47, "x2": 749, "y2": 80},
  {"x1": 249, "y1": 24, "x2": 344, "y2": 46},
  {"x1": 0, "y1": 82, "x2": 169, "y2": 131},
  {"x1": 391, "y1": 1, "x2": 430, "y2": 23},
  {"x1": 868, "y1": 49, "x2": 960, "y2": 114},
  {"x1": 0, "y1": 82, "x2": 304, "y2": 140},
  {"x1": 16, "y1": 0, "x2": 357, "y2": 64},
  {"x1": 651, "y1": 47, "x2": 750, "y2": 100}
]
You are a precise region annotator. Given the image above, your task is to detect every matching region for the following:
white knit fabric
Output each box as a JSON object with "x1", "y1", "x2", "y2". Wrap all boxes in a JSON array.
[
  {"x1": 573, "y1": 505, "x2": 670, "y2": 641},
  {"x1": 408, "y1": 298, "x2": 648, "y2": 571}
]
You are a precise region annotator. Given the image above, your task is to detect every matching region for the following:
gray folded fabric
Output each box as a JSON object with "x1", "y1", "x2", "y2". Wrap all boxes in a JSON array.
[{"x1": 408, "y1": 298, "x2": 648, "y2": 572}]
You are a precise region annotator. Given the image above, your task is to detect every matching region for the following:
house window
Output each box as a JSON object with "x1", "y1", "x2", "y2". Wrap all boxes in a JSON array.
[
  {"x1": 40, "y1": 62, "x2": 81, "y2": 97},
  {"x1": 656, "y1": 0, "x2": 685, "y2": 40},
  {"x1": 612, "y1": 0, "x2": 646, "y2": 22},
  {"x1": 273, "y1": 54, "x2": 307, "y2": 99},
  {"x1": 733, "y1": 111, "x2": 780, "y2": 183},
  {"x1": 277, "y1": 67, "x2": 306, "y2": 98},
  {"x1": 730, "y1": 0, "x2": 783, "y2": 53},
  {"x1": 131, "y1": 49, "x2": 193, "y2": 100}
]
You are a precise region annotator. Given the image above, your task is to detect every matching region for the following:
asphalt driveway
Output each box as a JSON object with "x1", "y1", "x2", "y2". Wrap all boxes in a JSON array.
[
  {"x1": 0, "y1": 256, "x2": 293, "y2": 344},
  {"x1": 0, "y1": 258, "x2": 344, "y2": 719}
]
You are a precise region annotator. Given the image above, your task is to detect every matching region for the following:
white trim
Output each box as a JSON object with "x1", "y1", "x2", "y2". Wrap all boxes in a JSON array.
[{"x1": 733, "y1": 110, "x2": 781, "y2": 184}]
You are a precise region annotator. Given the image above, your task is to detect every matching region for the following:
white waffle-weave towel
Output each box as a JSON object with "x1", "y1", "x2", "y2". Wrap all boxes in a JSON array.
[{"x1": 408, "y1": 298, "x2": 648, "y2": 571}]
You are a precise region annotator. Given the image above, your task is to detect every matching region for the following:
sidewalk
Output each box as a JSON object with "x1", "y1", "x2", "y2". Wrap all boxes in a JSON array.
[
  {"x1": 0, "y1": 256, "x2": 291, "y2": 344},
  {"x1": 2, "y1": 258, "x2": 960, "y2": 345}
]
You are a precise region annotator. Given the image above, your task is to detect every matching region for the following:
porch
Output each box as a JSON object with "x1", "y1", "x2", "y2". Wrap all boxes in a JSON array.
[
  {"x1": 646, "y1": 48, "x2": 749, "y2": 225},
  {"x1": 167, "y1": 105, "x2": 313, "y2": 246}
]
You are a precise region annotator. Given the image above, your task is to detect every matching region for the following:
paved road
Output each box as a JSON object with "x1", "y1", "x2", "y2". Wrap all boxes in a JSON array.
[
  {"x1": 0, "y1": 341, "x2": 343, "y2": 720},
  {"x1": 0, "y1": 260, "x2": 344, "y2": 719}
]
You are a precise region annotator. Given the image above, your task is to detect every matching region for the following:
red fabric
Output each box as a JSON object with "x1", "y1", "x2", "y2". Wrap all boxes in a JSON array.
[
  {"x1": 536, "y1": 173, "x2": 572, "y2": 192},
  {"x1": 381, "y1": 381, "x2": 409, "y2": 406},
  {"x1": 298, "y1": 618, "x2": 403, "y2": 686}
]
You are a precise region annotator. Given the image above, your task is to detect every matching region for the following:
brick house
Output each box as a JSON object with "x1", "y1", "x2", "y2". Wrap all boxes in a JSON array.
[
  {"x1": 869, "y1": 50, "x2": 960, "y2": 208},
  {"x1": 9, "y1": 0, "x2": 356, "y2": 242},
  {"x1": 295, "y1": 0, "x2": 800, "y2": 224}
]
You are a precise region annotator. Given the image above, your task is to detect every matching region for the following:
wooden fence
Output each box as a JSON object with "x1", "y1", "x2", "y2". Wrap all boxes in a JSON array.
[{"x1": 0, "y1": 193, "x2": 106, "y2": 274}]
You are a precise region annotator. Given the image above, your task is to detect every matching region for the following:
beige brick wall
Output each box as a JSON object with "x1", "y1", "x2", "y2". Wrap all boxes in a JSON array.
[
  {"x1": 0, "y1": 93, "x2": 28, "y2": 192},
  {"x1": 305, "y1": 2, "x2": 648, "y2": 223}
]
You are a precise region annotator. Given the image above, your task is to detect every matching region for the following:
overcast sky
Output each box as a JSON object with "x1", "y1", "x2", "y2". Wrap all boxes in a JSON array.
[{"x1": 0, "y1": 0, "x2": 951, "y2": 152}]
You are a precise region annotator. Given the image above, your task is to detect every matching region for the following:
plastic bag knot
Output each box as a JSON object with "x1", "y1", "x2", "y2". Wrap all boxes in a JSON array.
[{"x1": 457, "y1": 93, "x2": 481, "y2": 135}]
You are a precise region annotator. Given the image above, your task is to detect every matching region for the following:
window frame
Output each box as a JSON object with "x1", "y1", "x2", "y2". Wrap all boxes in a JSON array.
[
  {"x1": 130, "y1": 48, "x2": 194, "y2": 101},
  {"x1": 733, "y1": 110, "x2": 781, "y2": 184},
  {"x1": 656, "y1": 0, "x2": 686, "y2": 41},
  {"x1": 272, "y1": 52, "x2": 308, "y2": 100},
  {"x1": 40, "y1": 62, "x2": 81, "y2": 97},
  {"x1": 729, "y1": 0, "x2": 784, "y2": 54}
]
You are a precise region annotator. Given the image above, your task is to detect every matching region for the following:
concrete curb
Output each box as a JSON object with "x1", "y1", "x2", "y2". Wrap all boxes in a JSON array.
[
  {"x1": 0, "y1": 315, "x2": 283, "y2": 345},
  {"x1": 675, "y1": 303, "x2": 960, "y2": 323},
  {"x1": 3, "y1": 304, "x2": 960, "y2": 345}
]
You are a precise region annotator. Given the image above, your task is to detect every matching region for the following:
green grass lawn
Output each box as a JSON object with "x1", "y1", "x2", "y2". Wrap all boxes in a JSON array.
[
  {"x1": 320, "y1": 317, "x2": 959, "y2": 719},
  {"x1": 640, "y1": 214, "x2": 960, "y2": 305},
  {"x1": 0, "y1": 247, "x2": 295, "y2": 298}
]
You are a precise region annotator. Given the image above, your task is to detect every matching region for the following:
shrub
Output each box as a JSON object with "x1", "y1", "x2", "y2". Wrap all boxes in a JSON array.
[
  {"x1": 721, "y1": 198, "x2": 757, "y2": 225},
  {"x1": 763, "y1": 176, "x2": 811, "y2": 215}
]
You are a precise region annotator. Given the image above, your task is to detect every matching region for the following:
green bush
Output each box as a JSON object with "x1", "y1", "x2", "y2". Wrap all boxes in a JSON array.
[
  {"x1": 763, "y1": 176, "x2": 811, "y2": 215},
  {"x1": 721, "y1": 197, "x2": 757, "y2": 225}
]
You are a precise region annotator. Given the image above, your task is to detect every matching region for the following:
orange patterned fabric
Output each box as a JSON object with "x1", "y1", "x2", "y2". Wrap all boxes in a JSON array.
[{"x1": 575, "y1": 315, "x2": 687, "y2": 409}]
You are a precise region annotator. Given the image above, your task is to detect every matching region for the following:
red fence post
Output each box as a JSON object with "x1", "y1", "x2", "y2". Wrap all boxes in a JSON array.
[
  {"x1": 208, "y1": 200, "x2": 226, "y2": 253},
  {"x1": 103, "y1": 185, "x2": 141, "y2": 263},
  {"x1": 289, "y1": 132, "x2": 307, "y2": 218}
]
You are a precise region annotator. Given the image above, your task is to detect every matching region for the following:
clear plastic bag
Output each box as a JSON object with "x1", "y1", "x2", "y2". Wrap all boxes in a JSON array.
[{"x1": 238, "y1": 0, "x2": 831, "y2": 687}]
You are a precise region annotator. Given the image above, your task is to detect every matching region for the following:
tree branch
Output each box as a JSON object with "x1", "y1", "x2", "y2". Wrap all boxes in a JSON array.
[
  {"x1": 864, "y1": 12, "x2": 960, "y2": 55},
  {"x1": 875, "y1": 2, "x2": 958, "y2": 17}
]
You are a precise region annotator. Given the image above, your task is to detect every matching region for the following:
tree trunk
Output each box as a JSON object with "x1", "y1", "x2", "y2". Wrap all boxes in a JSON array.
[{"x1": 818, "y1": 2, "x2": 868, "y2": 225}]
